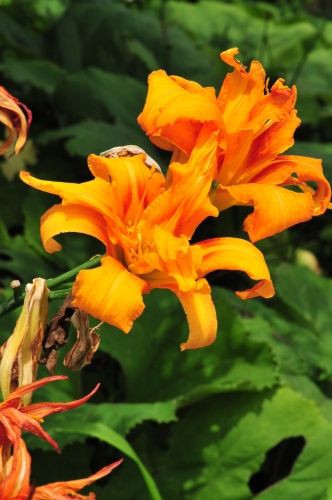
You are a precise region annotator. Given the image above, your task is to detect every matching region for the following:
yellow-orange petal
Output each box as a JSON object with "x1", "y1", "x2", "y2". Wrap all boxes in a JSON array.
[
  {"x1": 88, "y1": 153, "x2": 165, "y2": 224},
  {"x1": 215, "y1": 183, "x2": 314, "y2": 242},
  {"x1": 253, "y1": 155, "x2": 331, "y2": 216},
  {"x1": 176, "y1": 282, "x2": 217, "y2": 351},
  {"x1": 72, "y1": 256, "x2": 148, "y2": 333},
  {"x1": 138, "y1": 69, "x2": 220, "y2": 155},
  {"x1": 31, "y1": 460, "x2": 122, "y2": 500},
  {"x1": 0, "y1": 438, "x2": 31, "y2": 499},
  {"x1": 40, "y1": 203, "x2": 109, "y2": 253},
  {"x1": 195, "y1": 237, "x2": 275, "y2": 299},
  {"x1": 143, "y1": 128, "x2": 219, "y2": 238},
  {"x1": 20, "y1": 171, "x2": 124, "y2": 240},
  {"x1": 218, "y1": 48, "x2": 266, "y2": 132}
]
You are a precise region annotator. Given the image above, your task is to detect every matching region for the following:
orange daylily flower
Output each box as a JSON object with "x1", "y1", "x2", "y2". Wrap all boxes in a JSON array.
[
  {"x1": 0, "y1": 85, "x2": 31, "y2": 155},
  {"x1": 0, "y1": 376, "x2": 121, "y2": 499},
  {"x1": 138, "y1": 48, "x2": 331, "y2": 241},
  {"x1": 21, "y1": 130, "x2": 274, "y2": 350}
]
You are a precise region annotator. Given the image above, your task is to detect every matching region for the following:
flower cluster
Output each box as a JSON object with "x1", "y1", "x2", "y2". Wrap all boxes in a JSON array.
[{"x1": 20, "y1": 48, "x2": 330, "y2": 350}]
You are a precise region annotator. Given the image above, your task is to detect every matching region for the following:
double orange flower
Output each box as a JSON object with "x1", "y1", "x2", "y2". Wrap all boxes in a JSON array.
[
  {"x1": 21, "y1": 48, "x2": 330, "y2": 350},
  {"x1": 0, "y1": 376, "x2": 121, "y2": 499},
  {"x1": 138, "y1": 48, "x2": 331, "y2": 241}
]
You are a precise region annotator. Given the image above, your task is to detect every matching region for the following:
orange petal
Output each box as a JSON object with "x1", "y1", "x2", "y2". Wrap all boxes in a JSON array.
[
  {"x1": 218, "y1": 48, "x2": 266, "y2": 132},
  {"x1": 0, "y1": 438, "x2": 31, "y2": 499},
  {"x1": 215, "y1": 182, "x2": 314, "y2": 242},
  {"x1": 88, "y1": 153, "x2": 165, "y2": 224},
  {"x1": 0, "y1": 86, "x2": 31, "y2": 155},
  {"x1": 143, "y1": 128, "x2": 218, "y2": 238},
  {"x1": 22, "y1": 383, "x2": 100, "y2": 420},
  {"x1": 31, "y1": 460, "x2": 122, "y2": 500},
  {"x1": 138, "y1": 69, "x2": 220, "y2": 155},
  {"x1": 195, "y1": 237, "x2": 275, "y2": 299},
  {"x1": 20, "y1": 172, "x2": 124, "y2": 233},
  {"x1": 253, "y1": 155, "x2": 331, "y2": 215},
  {"x1": 40, "y1": 203, "x2": 109, "y2": 253},
  {"x1": 3, "y1": 375, "x2": 67, "y2": 406},
  {"x1": 176, "y1": 283, "x2": 217, "y2": 351},
  {"x1": 72, "y1": 256, "x2": 147, "y2": 333},
  {"x1": 0, "y1": 407, "x2": 60, "y2": 452}
]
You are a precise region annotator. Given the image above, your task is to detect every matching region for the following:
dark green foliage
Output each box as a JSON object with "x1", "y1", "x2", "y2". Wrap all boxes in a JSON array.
[{"x1": 1, "y1": 1, "x2": 332, "y2": 498}]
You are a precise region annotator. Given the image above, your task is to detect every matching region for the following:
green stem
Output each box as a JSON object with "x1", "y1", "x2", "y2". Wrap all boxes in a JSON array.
[
  {"x1": 0, "y1": 255, "x2": 101, "y2": 318},
  {"x1": 46, "y1": 255, "x2": 101, "y2": 288}
]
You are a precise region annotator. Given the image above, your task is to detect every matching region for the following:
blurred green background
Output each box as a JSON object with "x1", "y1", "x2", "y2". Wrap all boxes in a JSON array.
[{"x1": 1, "y1": 0, "x2": 332, "y2": 498}]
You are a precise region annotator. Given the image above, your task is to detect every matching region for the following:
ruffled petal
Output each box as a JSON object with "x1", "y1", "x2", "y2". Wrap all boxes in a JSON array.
[
  {"x1": 215, "y1": 183, "x2": 314, "y2": 242},
  {"x1": 253, "y1": 154, "x2": 331, "y2": 215},
  {"x1": 31, "y1": 460, "x2": 122, "y2": 500},
  {"x1": 195, "y1": 237, "x2": 275, "y2": 299},
  {"x1": 143, "y1": 128, "x2": 218, "y2": 238},
  {"x1": 88, "y1": 153, "x2": 165, "y2": 224},
  {"x1": 72, "y1": 256, "x2": 148, "y2": 333},
  {"x1": 176, "y1": 283, "x2": 217, "y2": 351},
  {"x1": 138, "y1": 69, "x2": 220, "y2": 155},
  {"x1": 218, "y1": 48, "x2": 266, "y2": 132},
  {"x1": 40, "y1": 203, "x2": 109, "y2": 253}
]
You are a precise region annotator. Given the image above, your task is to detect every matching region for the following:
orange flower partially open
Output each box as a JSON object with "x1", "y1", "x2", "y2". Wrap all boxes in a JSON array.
[
  {"x1": 21, "y1": 130, "x2": 274, "y2": 350},
  {"x1": 0, "y1": 85, "x2": 31, "y2": 155},
  {"x1": 138, "y1": 48, "x2": 331, "y2": 241}
]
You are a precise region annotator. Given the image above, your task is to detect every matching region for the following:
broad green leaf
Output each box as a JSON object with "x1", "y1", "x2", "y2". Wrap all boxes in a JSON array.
[
  {"x1": 156, "y1": 388, "x2": 332, "y2": 500},
  {"x1": 99, "y1": 288, "x2": 277, "y2": 404},
  {"x1": 53, "y1": 67, "x2": 145, "y2": 125}
]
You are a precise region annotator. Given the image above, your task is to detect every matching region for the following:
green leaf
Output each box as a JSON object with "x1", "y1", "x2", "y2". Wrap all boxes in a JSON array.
[
  {"x1": 99, "y1": 288, "x2": 277, "y2": 404},
  {"x1": 39, "y1": 119, "x2": 155, "y2": 159},
  {"x1": 0, "y1": 56, "x2": 65, "y2": 93},
  {"x1": 156, "y1": 388, "x2": 332, "y2": 500},
  {"x1": 33, "y1": 416, "x2": 162, "y2": 500},
  {"x1": 53, "y1": 67, "x2": 145, "y2": 125}
]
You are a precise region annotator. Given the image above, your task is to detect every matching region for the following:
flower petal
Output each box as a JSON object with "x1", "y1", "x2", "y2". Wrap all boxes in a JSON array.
[
  {"x1": 253, "y1": 154, "x2": 331, "y2": 215},
  {"x1": 0, "y1": 438, "x2": 31, "y2": 499},
  {"x1": 20, "y1": 172, "x2": 124, "y2": 235},
  {"x1": 215, "y1": 183, "x2": 314, "y2": 241},
  {"x1": 195, "y1": 237, "x2": 275, "y2": 299},
  {"x1": 3, "y1": 375, "x2": 67, "y2": 406},
  {"x1": 218, "y1": 48, "x2": 266, "y2": 132},
  {"x1": 176, "y1": 284, "x2": 217, "y2": 351},
  {"x1": 31, "y1": 460, "x2": 122, "y2": 500},
  {"x1": 72, "y1": 256, "x2": 147, "y2": 333},
  {"x1": 0, "y1": 86, "x2": 31, "y2": 155},
  {"x1": 88, "y1": 153, "x2": 165, "y2": 224},
  {"x1": 22, "y1": 383, "x2": 100, "y2": 420},
  {"x1": 143, "y1": 128, "x2": 219, "y2": 238},
  {"x1": 138, "y1": 69, "x2": 220, "y2": 155},
  {"x1": 40, "y1": 203, "x2": 109, "y2": 253}
]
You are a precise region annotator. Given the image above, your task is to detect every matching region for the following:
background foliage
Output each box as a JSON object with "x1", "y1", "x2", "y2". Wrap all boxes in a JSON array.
[{"x1": 1, "y1": 0, "x2": 332, "y2": 498}]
